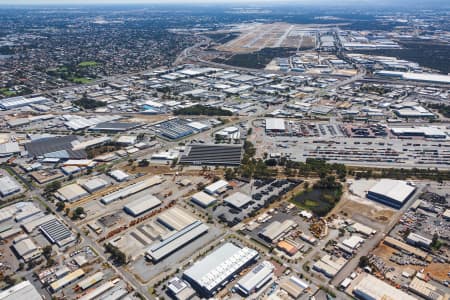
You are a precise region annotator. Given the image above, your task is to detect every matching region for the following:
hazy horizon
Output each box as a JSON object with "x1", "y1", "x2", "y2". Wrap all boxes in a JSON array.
[{"x1": 0, "y1": 0, "x2": 448, "y2": 7}]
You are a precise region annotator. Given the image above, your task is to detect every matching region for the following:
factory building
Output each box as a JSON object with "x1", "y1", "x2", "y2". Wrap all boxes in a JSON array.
[
  {"x1": 204, "y1": 180, "x2": 229, "y2": 195},
  {"x1": 55, "y1": 183, "x2": 89, "y2": 202},
  {"x1": 279, "y1": 276, "x2": 309, "y2": 299},
  {"x1": 0, "y1": 96, "x2": 49, "y2": 110},
  {"x1": 179, "y1": 144, "x2": 243, "y2": 166},
  {"x1": 224, "y1": 192, "x2": 252, "y2": 210},
  {"x1": 265, "y1": 118, "x2": 286, "y2": 132},
  {"x1": 352, "y1": 273, "x2": 417, "y2": 300},
  {"x1": 157, "y1": 207, "x2": 198, "y2": 231},
  {"x1": 259, "y1": 219, "x2": 296, "y2": 243},
  {"x1": 80, "y1": 178, "x2": 108, "y2": 193},
  {"x1": 235, "y1": 261, "x2": 274, "y2": 296},
  {"x1": 183, "y1": 243, "x2": 259, "y2": 297},
  {"x1": 146, "y1": 220, "x2": 209, "y2": 262},
  {"x1": 337, "y1": 235, "x2": 365, "y2": 254},
  {"x1": 78, "y1": 281, "x2": 115, "y2": 300},
  {"x1": 406, "y1": 232, "x2": 432, "y2": 249},
  {"x1": 390, "y1": 127, "x2": 447, "y2": 139},
  {"x1": 167, "y1": 277, "x2": 196, "y2": 300},
  {"x1": 39, "y1": 219, "x2": 75, "y2": 247},
  {"x1": 409, "y1": 277, "x2": 447, "y2": 300},
  {"x1": 383, "y1": 237, "x2": 428, "y2": 259},
  {"x1": 101, "y1": 176, "x2": 163, "y2": 204},
  {"x1": 108, "y1": 170, "x2": 130, "y2": 182},
  {"x1": 313, "y1": 255, "x2": 347, "y2": 278},
  {"x1": 77, "y1": 272, "x2": 104, "y2": 290},
  {"x1": 367, "y1": 179, "x2": 416, "y2": 208},
  {"x1": 50, "y1": 269, "x2": 85, "y2": 292},
  {"x1": 0, "y1": 176, "x2": 21, "y2": 197},
  {"x1": 123, "y1": 195, "x2": 162, "y2": 217},
  {"x1": 191, "y1": 191, "x2": 217, "y2": 208},
  {"x1": 12, "y1": 237, "x2": 42, "y2": 262},
  {"x1": 0, "y1": 280, "x2": 42, "y2": 300}
]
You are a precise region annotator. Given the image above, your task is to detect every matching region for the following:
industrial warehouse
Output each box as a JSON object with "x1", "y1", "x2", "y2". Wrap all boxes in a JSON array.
[
  {"x1": 183, "y1": 243, "x2": 259, "y2": 297},
  {"x1": 235, "y1": 261, "x2": 274, "y2": 296},
  {"x1": 101, "y1": 175, "x2": 163, "y2": 204},
  {"x1": 179, "y1": 144, "x2": 243, "y2": 166},
  {"x1": 191, "y1": 191, "x2": 217, "y2": 208},
  {"x1": 0, "y1": 7, "x2": 449, "y2": 299},
  {"x1": 123, "y1": 195, "x2": 162, "y2": 217},
  {"x1": 367, "y1": 179, "x2": 416, "y2": 208},
  {"x1": 0, "y1": 281, "x2": 42, "y2": 300},
  {"x1": 351, "y1": 274, "x2": 418, "y2": 300},
  {"x1": 145, "y1": 220, "x2": 209, "y2": 262}
]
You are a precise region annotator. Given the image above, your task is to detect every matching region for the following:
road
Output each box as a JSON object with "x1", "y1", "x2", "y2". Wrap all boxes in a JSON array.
[{"x1": 330, "y1": 184, "x2": 425, "y2": 287}]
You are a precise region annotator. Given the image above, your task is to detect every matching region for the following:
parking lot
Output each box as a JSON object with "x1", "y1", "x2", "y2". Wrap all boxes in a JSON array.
[{"x1": 211, "y1": 179, "x2": 300, "y2": 226}]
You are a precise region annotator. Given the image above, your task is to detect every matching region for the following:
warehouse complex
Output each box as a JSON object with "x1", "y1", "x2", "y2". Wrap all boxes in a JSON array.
[
  {"x1": 146, "y1": 220, "x2": 209, "y2": 262},
  {"x1": 123, "y1": 195, "x2": 162, "y2": 216},
  {"x1": 179, "y1": 144, "x2": 243, "y2": 166},
  {"x1": 101, "y1": 175, "x2": 163, "y2": 204},
  {"x1": 259, "y1": 219, "x2": 296, "y2": 243},
  {"x1": 224, "y1": 192, "x2": 252, "y2": 209},
  {"x1": 39, "y1": 219, "x2": 75, "y2": 247},
  {"x1": 204, "y1": 179, "x2": 228, "y2": 195},
  {"x1": 157, "y1": 207, "x2": 197, "y2": 231},
  {"x1": 55, "y1": 183, "x2": 89, "y2": 202},
  {"x1": 235, "y1": 261, "x2": 274, "y2": 296},
  {"x1": 183, "y1": 243, "x2": 259, "y2": 297},
  {"x1": 265, "y1": 118, "x2": 286, "y2": 132},
  {"x1": 0, "y1": 176, "x2": 21, "y2": 197},
  {"x1": 352, "y1": 274, "x2": 417, "y2": 300},
  {"x1": 50, "y1": 269, "x2": 85, "y2": 292},
  {"x1": 367, "y1": 179, "x2": 416, "y2": 208},
  {"x1": 0, "y1": 280, "x2": 42, "y2": 300},
  {"x1": 191, "y1": 191, "x2": 217, "y2": 208}
]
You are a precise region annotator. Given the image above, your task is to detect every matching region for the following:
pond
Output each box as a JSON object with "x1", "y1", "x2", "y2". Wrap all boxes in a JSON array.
[{"x1": 291, "y1": 188, "x2": 342, "y2": 217}]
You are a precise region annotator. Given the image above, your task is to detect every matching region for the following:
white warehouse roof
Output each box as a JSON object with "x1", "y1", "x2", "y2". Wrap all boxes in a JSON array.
[
  {"x1": 236, "y1": 261, "x2": 274, "y2": 295},
  {"x1": 265, "y1": 118, "x2": 286, "y2": 131},
  {"x1": 353, "y1": 273, "x2": 417, "y2": 300},
  {"x1": 56, "y1": 183, "x2": 89, "y2": 202},
  {"x1": 0, "y1": 176, "x2": 21, "y2": 197},
  {"x1": 191, "y1": 191, "x2": 217, "y2": 208},
  {"x1": 183, "y1": 243, "x2": 259, "y2": 296},
  {"x1": 368, "y1": 179, "x2": 416, "y2": 206},
  {"x1": 80, "y1": 177, "x2": 108, "y2": 193},
  {"x1": 124, "y1": 195, "x2": 162, "y2": 216},
  {"x1": 0, "y1": 281, "x2": 42, "y2": 300},
  {"x1": 224, "y1": 192, "x2": 252, "y2": 209},
  {"x1": 108, "y1": 170, "x2": 129, "y2": 182},
  {"x1": 204, "y1": 180, "x2": 228, "y2": 194}
]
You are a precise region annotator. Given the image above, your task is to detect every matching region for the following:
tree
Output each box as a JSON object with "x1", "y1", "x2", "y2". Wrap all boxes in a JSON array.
[
  {"x1": 359, "y1": 256, "x2": 370, "y2": 268},
  {"x1": 224, "y1": 168, "x2": 234, "y2": 181},
  {"x1": 431, "y1": 233, "x2": 442, "y2": 250},
  {"x1": 138, "y1": 159, "x2": 149, "y2": 167},
  {"x1": 3, "y1": 275, "x2": 15, "y2": 286},
  {"x1": 43, "y1": 245, "x2": 52, "y2": 259},
  {"x1": 105, "y1": 243, "x2": 127, "y2": 265},
  {"x1": 56, "y1": 201, "x2": 65, "y2": 211},
  {"x1": 72, "y1": 207, "x2": 85, "y2": 220},
  {"x1": 18, "y1": 262, "x2": 24, "y2": 271},
  {"x1": 44, "y1": 181, "x2": 61, "y2": 194}
]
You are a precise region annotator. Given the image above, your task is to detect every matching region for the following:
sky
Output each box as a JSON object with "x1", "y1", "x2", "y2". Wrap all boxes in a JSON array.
[{"x1": 0, "y1": 0, "x2": 447, "y2": 6}]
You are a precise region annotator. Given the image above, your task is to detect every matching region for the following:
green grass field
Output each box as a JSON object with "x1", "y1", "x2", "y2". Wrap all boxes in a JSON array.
[
  {"x1": 70, "y1": 77, "x2": 93, "y2": 84},
  {"x1": 0, "y1": 88, "x2": 16, "y2": 97},
  {"x1": 78, "y1": 61, "x2": 98, "y2": 67}
]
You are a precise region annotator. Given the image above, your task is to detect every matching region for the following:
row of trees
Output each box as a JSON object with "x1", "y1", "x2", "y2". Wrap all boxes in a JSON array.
[{"x1": 173, "y1": 104, "x2": 232, "y2": 116}]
